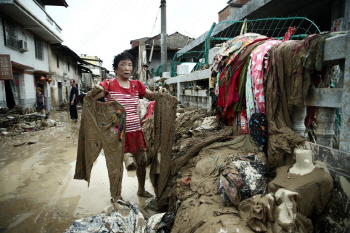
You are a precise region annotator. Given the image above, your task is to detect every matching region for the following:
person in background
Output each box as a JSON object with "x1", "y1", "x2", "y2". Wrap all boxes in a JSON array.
[
  {"x1": 143, "y1": 64, "x2": 151, "y2": 86},
  {"x1": 93, "y1": 52, "x2": 155, "y2": 201},
  {"x1": 69, "y1": 79, "x2": 78, "y2": 122},
  {"x1": 36, "y1": 87, "x2": 45, "y2": 114}
]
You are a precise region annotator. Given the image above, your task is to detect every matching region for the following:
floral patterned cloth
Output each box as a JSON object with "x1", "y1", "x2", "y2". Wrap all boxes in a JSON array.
[{"x1": 247, "y1": 40, "x2": 282, "y2": 119}]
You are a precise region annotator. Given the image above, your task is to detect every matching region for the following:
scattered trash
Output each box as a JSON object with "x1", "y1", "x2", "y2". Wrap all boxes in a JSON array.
[{"x1": 65, "y1": 200, "x2": 146, "y2": 233}]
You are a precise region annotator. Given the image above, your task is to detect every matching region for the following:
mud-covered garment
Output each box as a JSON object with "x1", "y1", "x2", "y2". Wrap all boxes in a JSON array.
[
  {"x1": 219, "y1": 164, "x2": 244, "y2": 206},
  {"x1": 268, "y1": 165, "x2": 333, "y2": 217},
  {"x1": 249, "y1": 113, "x2": 268, "y2": 154},
  {"x1": 263, "y1": 34, "x2": 333, "y2": 167},
  {"x1": 238, "y1": 194, "x2": 275, "y2": 232},
  {"x1": 218, "y1": 38, "x2": 269, "y2": 118},
  {"x1": 238, "y1": 194, "x2": 313, "y2": 233},
  {"x1": 191, "y1": 156, "x2": 222, "y2": 196},
  {"x1": 64, "y1": 201, "x2": 146, "y2": 233},
  {"x1": 149, "y1": 93, "x2": 177, "y2": 205},
  {"x1": 171, "y1": 195, "x2": 254, "y2": 233},
  {"x1": 146, "y1": 213, "x2": 165, "y2": 233},
  {"x1": 250, "y1": 40, "x2": 282, "y2": 115},
  {"x1": 74, "y1": 96, "x2": 126, "y2": 198},
  {"x1": 100, "y1": 78, "x2": 147, "y2": 154},
  {"x1": 141, "y1": 101, "x2": 155, "y2": 126},
  {"x1": 231, "y1": 155, "x2": 267, "y2": 200},
  {"x1": 213, "y1": 33, "x2": 267, "y2": 70},
  {"x1": 234, "y1": 57, "x2": 251, "y2": 112},
  {"x1": 245, "y1": 59, "x2": 255, "y2": 119}
]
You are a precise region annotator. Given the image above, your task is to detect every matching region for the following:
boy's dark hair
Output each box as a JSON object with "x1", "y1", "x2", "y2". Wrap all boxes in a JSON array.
[
  {"x1": 143, "y1": 65, "x2": 148, "y2": 68},
  {"x1": 113, "y1": 52, "x2": 135, "y2": 69}
]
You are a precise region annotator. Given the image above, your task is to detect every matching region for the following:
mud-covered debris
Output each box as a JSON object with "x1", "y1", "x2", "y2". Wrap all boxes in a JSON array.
[{"x1": 14, "y1": 142, "x2": 26, "y2": 147}]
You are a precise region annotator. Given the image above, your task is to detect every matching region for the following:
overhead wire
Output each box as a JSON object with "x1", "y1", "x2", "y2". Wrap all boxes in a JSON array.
[{"x1": 151, "y1": 8, "x2": 160, "y2": 36}]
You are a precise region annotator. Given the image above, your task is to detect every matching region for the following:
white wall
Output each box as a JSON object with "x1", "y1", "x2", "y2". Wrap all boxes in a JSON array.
[
  {"x1": 24, "y1": 74, "x2": 35, "y2": 99},
  {"x1": 0, "y1": 15, "x2": 49, "y2": 72}
]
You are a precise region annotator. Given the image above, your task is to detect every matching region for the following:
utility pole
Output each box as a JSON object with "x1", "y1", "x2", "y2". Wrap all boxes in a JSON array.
[{"x1": 160, "y1": 0, "x2": 167, "y2": 73}]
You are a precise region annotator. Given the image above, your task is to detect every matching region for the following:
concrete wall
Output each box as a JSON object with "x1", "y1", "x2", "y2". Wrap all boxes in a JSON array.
[
  {"x1": 21, "y1": 73, "x2": 36, "y2": 109},
  {"x1": 17, "y1": 0, "x2": 62, "y2": 38},
  {"x1": 48, "y1": 46, "x2": 82, "y2": 108},
  {"x1": 0, "y1": 81, "x2": 6, "y2": 107}
]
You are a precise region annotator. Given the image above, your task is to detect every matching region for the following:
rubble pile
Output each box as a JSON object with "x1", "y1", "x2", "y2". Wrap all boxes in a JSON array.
[{"x1": 0, "y1": 106, "x2": 58, "y2": 136}]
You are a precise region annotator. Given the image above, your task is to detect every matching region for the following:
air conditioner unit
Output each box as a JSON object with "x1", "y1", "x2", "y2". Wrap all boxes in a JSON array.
[{"x1": 18, "y1": 40, "x2": 28, "y2": 52}]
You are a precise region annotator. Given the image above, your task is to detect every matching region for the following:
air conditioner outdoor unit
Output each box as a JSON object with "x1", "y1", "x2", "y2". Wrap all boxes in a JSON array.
[{"x1": 18, "y1": 40, "x2": 28, "y2": 52}]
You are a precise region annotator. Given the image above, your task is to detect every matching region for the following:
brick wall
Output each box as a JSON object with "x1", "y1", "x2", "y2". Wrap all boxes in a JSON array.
[
  {"x1": 219, "y1": 6, "x2": 230, "y2": 22},
  {"x1": 232, "y1": 0, "x2": 250, "y2": 4}
]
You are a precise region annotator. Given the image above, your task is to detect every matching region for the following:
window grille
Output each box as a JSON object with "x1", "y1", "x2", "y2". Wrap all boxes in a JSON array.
[
  {"x1": 35, "y1": 37, "x2": 44, "y2": 60},
  {"x1": 3, "y1": 18, "x2": 18, "y2": 50}
]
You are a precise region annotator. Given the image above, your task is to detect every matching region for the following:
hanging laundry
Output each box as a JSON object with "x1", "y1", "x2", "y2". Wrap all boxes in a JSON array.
[
  {"x1": 249, "y1": 113, "x2": 268, "y2": 154},
  {"x1": 249, "y1": 40, "x2": 282, "y2": 117}
]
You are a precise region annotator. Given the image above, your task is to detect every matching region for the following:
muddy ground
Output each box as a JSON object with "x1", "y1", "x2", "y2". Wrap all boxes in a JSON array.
[{"x1": 0, "y1": 110, "x2": 155, "y2": 233}]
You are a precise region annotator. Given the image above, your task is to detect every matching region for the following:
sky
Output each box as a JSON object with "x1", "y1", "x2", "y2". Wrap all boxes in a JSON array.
[{"x1": 46, "y1": 0, "x2": 228, "y2": 71}]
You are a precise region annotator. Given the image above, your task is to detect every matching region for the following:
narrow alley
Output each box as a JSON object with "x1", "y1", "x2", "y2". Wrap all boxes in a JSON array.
[{"x1": 0, "y1": 110, "x2": 155, "y2": 232}]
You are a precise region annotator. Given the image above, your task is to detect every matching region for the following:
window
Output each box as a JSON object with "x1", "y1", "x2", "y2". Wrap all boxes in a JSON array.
[
  {"x1": 3, "y1": 18, "x2": 18, "y2": 50},
  {"x1": 56, "y1": 54, "x2": 59, "y2": 68},
  {"x1": 35, "y1": 37, "x2": 44, "y2": 60},
  {"x1": 74, "y1": 65, "x2": 76, "y2": 75},
  {"x1": 67, "y1": 61, "x2": 70, "y2": 72}
]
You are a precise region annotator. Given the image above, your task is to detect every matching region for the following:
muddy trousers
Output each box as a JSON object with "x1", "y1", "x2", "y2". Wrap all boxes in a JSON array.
[{"x1": 74, "y1": 96, "x2": 126, "y2": 198}]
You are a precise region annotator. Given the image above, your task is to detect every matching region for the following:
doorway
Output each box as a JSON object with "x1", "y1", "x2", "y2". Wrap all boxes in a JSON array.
[
  {"x1": 4, "y1": 80, "x2": 15, "y2": 109},
  {"x1": 58, "y1": 82, "x2": 63, "y2": 106}
]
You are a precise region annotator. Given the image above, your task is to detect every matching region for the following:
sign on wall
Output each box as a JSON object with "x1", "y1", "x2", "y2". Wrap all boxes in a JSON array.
[
  {"x1": 63, "y1": 80, "x2": 70, "y2": 87},
  {"x1": 0, "y1": 55, "x2": 13, "y2": 80}
]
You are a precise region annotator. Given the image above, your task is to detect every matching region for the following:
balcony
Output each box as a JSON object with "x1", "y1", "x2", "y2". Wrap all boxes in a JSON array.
[{"x1": 0, "y1": 0, "x2": 63, "y2": 43}]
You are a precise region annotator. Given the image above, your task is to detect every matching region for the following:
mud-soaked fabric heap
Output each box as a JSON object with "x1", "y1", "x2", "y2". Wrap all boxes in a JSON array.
[
  {"x1": 74, "y1": 90, "x2": 126, "y2": 199},
  {"x1": 238, "y1": 191, "x2": 314, "y2": 233},
  {"x1": 169, "y1": 135, "x2": 260, "y2": 233},
  {"x1": 64, "y1": 201, "x2": 146, "y2": 233},
  {"x1": 264, "y1": 35, "x2": 328, "y2": 168}
]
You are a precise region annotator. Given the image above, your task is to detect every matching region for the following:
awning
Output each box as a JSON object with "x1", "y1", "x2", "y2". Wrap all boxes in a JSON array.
[
  {"x1": 79, "y1": 65, "x2": 92, "y2": 73},
  {"x1": 33, "y1": 70, "x2": 55, "y2": 75},
  {"x1": 41, "y1": 0, "x2": 68, "y2": 7},
  {"x1": 11, "y1": 61, "x2": 34, "y2": 70}
]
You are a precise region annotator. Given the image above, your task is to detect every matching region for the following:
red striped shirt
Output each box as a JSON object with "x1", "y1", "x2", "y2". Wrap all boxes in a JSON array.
[{"x1": 100, "y1": 78, "x2": 146, "y2": 133}]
